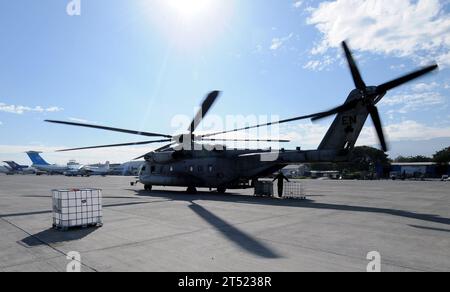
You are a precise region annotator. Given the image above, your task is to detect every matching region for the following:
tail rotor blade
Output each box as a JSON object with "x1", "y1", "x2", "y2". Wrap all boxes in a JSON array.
[
  {"x1": 342, "y1": 41, "x2": 366, "y2": 90},
  {"x1": 311, "y1": 99, "x2": 360, "y2": 121},
  {"x1": 377, "y1": 64, "x2": 438, "y2": 93},
  {"x1": 368, "y1": 105, "x2": 388, "y2": 152}
]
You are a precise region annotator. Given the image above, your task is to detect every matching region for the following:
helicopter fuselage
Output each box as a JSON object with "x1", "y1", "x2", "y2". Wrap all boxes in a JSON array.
[{"x1": 138, "y1": 147, "x2": 346, "y2": 189}]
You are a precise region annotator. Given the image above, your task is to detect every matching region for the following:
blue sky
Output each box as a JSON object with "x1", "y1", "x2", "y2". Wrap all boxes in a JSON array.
[{"x1": 0, "y1": 0, "x2": 449, "y2": 164}]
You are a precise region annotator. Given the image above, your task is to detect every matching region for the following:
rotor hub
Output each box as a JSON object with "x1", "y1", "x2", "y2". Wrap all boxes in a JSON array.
[{"x1": 172, "y1": 134, "x2": 197, "y2": 144}]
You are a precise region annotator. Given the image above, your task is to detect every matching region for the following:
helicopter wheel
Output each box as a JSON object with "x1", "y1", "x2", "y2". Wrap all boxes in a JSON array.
[
  {"x1": 144, "y1": 185, "x2": 152, "y2": 191},
  {"x1": 187, "y1": 186, "x2": 197, "y2": 194},
  {"x1": 217, "y1": 187, "x2": 227, "y2": 194}
]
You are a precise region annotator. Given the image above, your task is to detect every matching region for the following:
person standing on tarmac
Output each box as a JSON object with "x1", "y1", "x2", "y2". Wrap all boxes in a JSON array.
[{"x1": 273, "y1": 172, "x2": 290, "y2": 198}]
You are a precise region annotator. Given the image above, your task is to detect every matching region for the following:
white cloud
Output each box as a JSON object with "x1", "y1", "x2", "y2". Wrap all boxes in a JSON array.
[
  {"x1": 379, "y1": 92, "x2": 446, "y2": 113},
  {"x1": 306, "y1": 0, "x2": 450, "y2": 68},
  {"x1": 0, "y1": 102, "x2": 63, "y2": 114},
  {"x1": 358, "y1": 120, "x2": 450, "y2": 145},
  {"x1": 270, "y1": 33, "x2": 294, "y2": 51},
  {"x1": 412, "y1": 82, "x2": 440, "y2": 92},
  {"x1": 293, "y1": 1, "x2": 303, "y2": 9},
  {"x1": 303, "y1": 55, "x2": 336, "y2": 71},
  {"x1": 283, "y1": 123, "x2": 329, "y2": 148},
  {"x1": 390, "y1": 64, "x2": 406, "y2": 71},
  {"x1": 46, "y1": 106, "x2": 63, "y2": 113},
  {"x1": 436, "y1": 51, "x2": 450, "y2": 68}
]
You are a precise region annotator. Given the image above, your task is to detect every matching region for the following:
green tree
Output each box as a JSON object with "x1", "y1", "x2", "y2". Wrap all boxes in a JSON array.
[
  {"x1": 349, "y1": 146, "x2": 389, "y2": 170},
  {"x1": 395, "y1": 155, "x2": 433, "y2": 163},
  {"x1": 333, "y1": 146, "x2": 390, "y2": 173},
  {"x1": 433, "y1": 147, "x2": 450, "y2": 164},
  {"x1": 309, "y1": 163, "x2": 337, "y2": 171},
  {"x1": 309, "y1": 146, "x2": 390, "y2": 176}
]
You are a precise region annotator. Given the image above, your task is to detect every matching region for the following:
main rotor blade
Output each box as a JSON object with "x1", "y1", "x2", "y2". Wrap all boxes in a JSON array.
[
  {"x1": 133, "y1": 142, "x2": 177, "y2": 160},
  {"x1": 311, "y1": 99, "x2": 360, "y2": 121},
  {"x1": 189, "y1": 91, "x2": 221, "y2": 134},
  {"x1": 201, "y1": 138, "x2": 290, "y2": 143},
  {"x1": 367, "y1": 105, "x2": 388, "y2": 152},
  {"x1": 377, "y1": 64, "x2": 438, "y2": 93},
  {"x1": 56, "y1": 139, "x2": 172, "y2": 152},
  {"x1": 45, "y1": 120, "x2": 172, "y2": 139},
  {"x1": 154, "y1": 142, "x2": 176, "y2": 152},
  {"x1": 201, "y1": 113, "x2": 320, "y2": 138},
  {"x1": 342, "y1": 41, "x2": 366, "y2": 90}
]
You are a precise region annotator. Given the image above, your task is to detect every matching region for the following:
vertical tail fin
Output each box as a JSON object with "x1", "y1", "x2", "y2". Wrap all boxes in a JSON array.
[
  {"x1": 2, "y1": 165, "x2": 12, "y2": 172},
  {"x1": 318, "y1": 91, "x2": 369, "y2": 151},
  {"x1": 3, "y1": 161, "x2": 23, "y2": 170},
  {"x1": 316, "y1": 41, "x2": 438, "y2": 152},
  {"x1": 26, "y1": 151, "x2": 50, "y2": 166}
]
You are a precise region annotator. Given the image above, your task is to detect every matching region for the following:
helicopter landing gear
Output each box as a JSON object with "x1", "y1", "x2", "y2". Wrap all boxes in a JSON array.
[
  {"x1": 187, "y1": 186, "x2": 197, "y2": 194},
  {"x1": 144, "y1": 185, "x2": 152, "y2": 191},
  {"x1": 217, "y1": 187, "x2": 227, "y2": 194}
]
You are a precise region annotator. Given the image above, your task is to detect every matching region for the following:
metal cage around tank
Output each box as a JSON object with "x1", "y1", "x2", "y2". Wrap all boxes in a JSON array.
[
  {"x1": 52, "y1": 188, "x2": 103, "y2": 230},
  {"x1": 282, "y1": 182, "x2": 306, "y2": 199}
]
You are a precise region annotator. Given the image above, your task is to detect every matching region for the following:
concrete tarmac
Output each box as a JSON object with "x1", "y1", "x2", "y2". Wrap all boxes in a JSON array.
[{"x1": 0, "y1": 175, "x2": 449, "y2": 272}]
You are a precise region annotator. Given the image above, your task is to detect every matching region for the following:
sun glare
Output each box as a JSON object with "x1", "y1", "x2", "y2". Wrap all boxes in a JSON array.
[
  {"x1": 167, "y1": 0, "x2": 213, "y2": 19},
  {"x1": 141, "y1": 0, "x2": 233, "y2": 50}
]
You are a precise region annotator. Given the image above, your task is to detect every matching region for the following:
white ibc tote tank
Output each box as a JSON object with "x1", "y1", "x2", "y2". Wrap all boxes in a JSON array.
[{"x1": 52, "y1": 188, "x2": 103, "y2": 230}]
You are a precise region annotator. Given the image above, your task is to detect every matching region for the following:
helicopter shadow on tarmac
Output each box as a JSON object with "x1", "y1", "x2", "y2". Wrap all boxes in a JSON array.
[
  {"x1": 129, "y1": 189, "x2": 284, "y2": 259},
  {"x1": 132, "y1": 189, "x2": 450, "y2": 227},
  {"x1": 129, "y1": 188, "x2": 450, "y2": 259}
]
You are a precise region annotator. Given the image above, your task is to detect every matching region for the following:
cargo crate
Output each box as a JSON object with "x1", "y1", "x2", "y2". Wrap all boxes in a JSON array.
[
  {"x1": 283, "y1": 182, "x2": 306, "y2": 199},
  {"x1": 254, "y1": 181, "x2": 274, "y2": 197},
  {"x1": 52, "y1": 188, "x2": 103, "y2": 230}
]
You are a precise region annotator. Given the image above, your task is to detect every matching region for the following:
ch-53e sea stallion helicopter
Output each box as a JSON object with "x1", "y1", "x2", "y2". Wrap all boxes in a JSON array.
[{"x1": 46, "y1": 42, "x2": 438, "y2": 193}]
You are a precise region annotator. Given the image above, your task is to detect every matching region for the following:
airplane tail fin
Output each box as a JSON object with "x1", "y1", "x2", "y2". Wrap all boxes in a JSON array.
[
  {"x1": 3, "y1": 161, "x2": 22, "y2": 170},
  {"x1": 26, "y1": 151, "x2": 50, "y2": 166},
  {"x1": 318, "y1": 91, "x2": 370, "y2": 152},
  {"x1": 101, "y1": 161, "x2": 110, "y2": 171}
]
